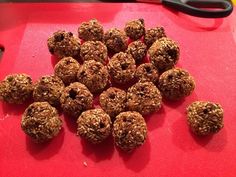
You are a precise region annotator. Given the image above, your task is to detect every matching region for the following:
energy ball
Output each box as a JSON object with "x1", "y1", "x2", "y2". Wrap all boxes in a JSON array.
[
  {"x1": 21, "y1": 102, "x2": 62, "y2": 143},
  {"x1": 124, "y1": 19, "x2": 145, "y2": 40},
  {"x1": 80, "y1": 41, "x2": 108, "y2": 65},
  {"x1": 127, "y1": 82, "x2": 162, "y2": 115},
  {"x1": 113, "y1": 111, "x2": 147, "y2": 151},
  {"x1": 33, "y1": 75, "x2": 64, "y2": 107},
  {"x1": 47, "y1": 30, "x2": 80, "y2": 59},
  {"x1": 108, "y1": 52, "x2": 136, "y2": 84},
  {"x1": 148, "y1": 37, "x2": 180, "y2": 72},
  {"x1": 0, "y1": 74, "x2": 33, "y2": 104},
  {"x1": 104, "y1": 28, "x2": 128, "y2": 53},
  {"x1": 99, "y1": 87, "x2": 127, "y2": 119},
  {"x1": 187, "y1": 101, "x2": 224, "y2": 136},
  {"x1": 158, "y1": 68, "x2": 195, "y2": 100},
  {"x1": 77, "y1": 109, "x2": 111, "y2": 144},
  {"x1": 144, "y1": 26, "x2": 166, "y2": 48},
  {"x1": 54, "y1": 57, "x2": 80, "y2": 86},
  {"x1": 78, "y1": 19, "x2": 104, "y2": 41},
  {"x1": 135, "y1": 63, "x2": 159, "y2": 84},
  {"x1": 126, "y1": 40, "x2": 147, "y2": 63},
  {"x1": 77, "y1": 60, "x2": 109, "y2": 93},
  {"x1": 60, "y1": 82, "x2": 93, "y2": 118}
]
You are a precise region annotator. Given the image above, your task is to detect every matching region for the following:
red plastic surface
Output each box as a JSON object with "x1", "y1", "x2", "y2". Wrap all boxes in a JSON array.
[{"x1": 0, "y1": 3, "x2": 236, "y2": 177}]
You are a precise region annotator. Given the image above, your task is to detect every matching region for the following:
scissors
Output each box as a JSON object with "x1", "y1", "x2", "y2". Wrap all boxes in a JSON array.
[{"x1": 137, "y1": 0, "x2": 233, "y2": 18}]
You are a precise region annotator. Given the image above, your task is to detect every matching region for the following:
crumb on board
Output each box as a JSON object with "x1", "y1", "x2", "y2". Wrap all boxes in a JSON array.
[{"x1": 83, "y1": 161, "x2": 88, "y2": 167}]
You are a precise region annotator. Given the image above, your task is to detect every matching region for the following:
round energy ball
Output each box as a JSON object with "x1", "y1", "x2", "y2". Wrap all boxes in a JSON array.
[
  {"x1": 126, "y1": 40, "x2": 147, "y2": 63},
  {"x1": 77, "y1": 109, "x2": 111, "y2": 144},
  {"x1": 135, "y1": 63, "x2": 159, "y2": 84},
  {"x1": 113, "y1": 111, "x2": 147, "y2": 151},
  {"x1": 144, "y1": 26, "x2": 166, "y2": 48},
  {"x1": 77, "y1": 60, "x2": 109, "y2": 93},
  {"x1": 127, "y1": 82, "x2": 162, "y2": 115},
  {"x1": 148, "y1": 37, "x2": 180, "y2": 72},
  {"x1": 33, "y1": 75, "x2": 64, "y2": 107},
  {"x1": 47, "y1": 30, "x2": 80, "y2": 59},
  {"x1": 60, "y1": 82, "x2": 93, "y2": 118},
  {"x1": 0, "y1": 74, "x2": 33, "y2": 104},
  {"x1": 54, "y1": 57, "x2": 80, "y2": 86},
  {"x1": 124, "y1": 19, "x2": 145, "y2": 40},
  {"x1": 99, "y1": 87, "x2": 127, "y2": 119},
  {"x1": 158, "y1": 68, "x2": 195, "y2": 100},
  {"x1": 107, "y1": 52, "x2": 136, "y2": 84},
  {"x1": 80, "y1": 41, "x2": 108, "y2": 65},
  {"x1": 104, "y1": 28, "x2": 128, "y2": 53},
  {"x1": 187, "y1": 101, "x2": 224, "y2": 136},
  {"x1": 78, "y1": 19, "x2": 104, "y2": 41},
  {"x1": 21, "y1": 102, "x2": 62, "y2": 143}
]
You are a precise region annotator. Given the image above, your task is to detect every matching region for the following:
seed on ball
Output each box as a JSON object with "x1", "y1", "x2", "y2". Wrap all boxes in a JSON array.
[
  {"x1": 80, "y1": 41, "x2": 108, "y2": 65},
  {"x1": 148, "y1": 37, "x2": 180, "y2": 72},
  {"x1": 77, "y1": 108, "x2": 111, "y2": 144},
  {"x1": 60, "y1": 82, "x2": 93, "y2": 118},
  {"x1": 99, "y1": 87, "x2": 127, "y2": 119},
  {"x1": 47, "y1": 30, "x2": 80, "y2": 59},
  {"x1": 104, "y1": 28, "x2": 128, "y2": 53},
  {"x1": 135, "y1": 63, "x2": 159, "y2": 84},
  {"x1": 21, "y1": 102, "x2": 62, "y2": 143},
  {"x1": 33, "y1": 75, "x2": 64, "y2": 107},
  {"x1": 77, "y1": 60, "x2": 109, "y2": 93},
  {"x1": 144, "y1": 26, "x2": 166, "y2": 48},
  {"x1": 124, "y1": 19, "x2": 145, "y2": 40},
  {"x1": 0, "y1": 74, "x2": 33, "y2": 104},
  {"x1": 78, "y1": 19, "x2": 104, "y2": 41},
  {"x1": 54, "y1": 57, "x2": 80, "y2": 86},
  {"x1": 158, "y1": 68, "x2": 195, "y2": 100},
  {"x1": 187, "y1": 101, "x2": 224, "y2": 136},
  {"x1": 108, "y1": 52, "x2": 136, "y2": 84},
  {"x1": 126, "y1": 40, "x2": 147, "y2": 63},
  {"x1": 113, "y1": 111, "x2": 147, "y2": 151},
  {"x1": 127, "y1": 82, "x2": 162, "y2": 115}
]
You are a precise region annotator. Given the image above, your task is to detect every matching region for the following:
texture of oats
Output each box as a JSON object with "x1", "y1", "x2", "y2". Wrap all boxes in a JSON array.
[
  {"x1": 126, "y1": 40, "x2": 147, "y2": 63},
  {"x1": 47, "y1": 30, "x2": 80, "y2": 59},
  {"x1": 187, "y1": 101, "x2": 224, "y2": 136},
  {"x1": 21, "y1": 102, "x2": 62, "y2": 143},
  {"x1": 158, "y1": 68, "x2": 195, "y2": 100},
  {"x1": 77, "y1": 108, "x2": 111, "y2": 144},
  {"x1": 0, "y1": 74, "x2": 33, "y2": 104},
  {"x1": 144, "y1": 26, "x2": 166, "y2": 48},
  {"x1": 124, "y1": 19, "x2": 145, "y2": 40},
  {"x1": 113, "y1": 111, "x2": 147, "y2": 151},
  {"x1": 135, "y1": 63, "x2": 159, "y2": 84}
]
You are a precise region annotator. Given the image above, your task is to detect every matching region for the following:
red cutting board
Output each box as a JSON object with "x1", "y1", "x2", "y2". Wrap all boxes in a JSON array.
[{"x1": 0, "y1": 3, "x2": 236, "y2": 177}]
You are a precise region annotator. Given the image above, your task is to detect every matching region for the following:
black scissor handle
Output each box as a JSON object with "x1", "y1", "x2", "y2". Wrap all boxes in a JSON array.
[{"x1": 162, "y1": 0, "x2": 233, "y2": 18}]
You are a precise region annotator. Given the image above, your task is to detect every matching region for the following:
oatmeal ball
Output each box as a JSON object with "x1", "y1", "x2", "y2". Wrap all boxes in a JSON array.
[
  {"x1": 77, "y1": 60, "x2": 109, "y2": 93},
  {"x1": 104, "y1": 28, "x2": 128, "y2": 53},
  {"x1": 187, "y1": 101, "x2": 224, "y2": 136},
  {"x1": 158, "y1": 68, "x2": 195, "y2": 100},
  {"x1": 33, "y1": 75, "x2": 64, "y2": 107},
  {"x1": 80, "y1": 41, "x2": 108, "y2": 65},
  {"x1": 77, "y1": 109, "x2": 111, "y2": 144},
  {"x1": 144, "y1": 26, "x2": 166, "y2": 48},
  {"x1": 0, "y1": 74, "x2": 33, "y2": 104},
  {"x1": 124, "y1": 19, "x2": 145, "y2": 40},
  {"x1": 54, "y1": 57, "x2": 80, "y2": 86},
  {"x1": 126, "y1": 40, "x2": 147, "y2": 63},
  {"x1": 135, "y1": 63, "x2": 159, "y2": 84},
  {"x1": 113, "y1": 111, "x2": 147, "y2": 151},
  {"x1": 108, "y1": 52, "x2": 136, "y2": 84},
  {"x1": 99, "y1": 87, "x2": 127, "y2": 119},
  {"x1": 127, "y1": 82, "x2": 162, "y2": 115},
  {"x1": 60, "y1": 82, "x2": 93, "y2": 118},
  {"x1": 47, "y1": 30, "x2": 80, "y2": 59},
  {"x1": 21, "y1": 102, "x2": 62, "y2": 143},
  {"x1": 78, "y1": 19, "x2": 104, "y2": 41},
  {"x1": 148, "y1": 37, "x2": 180, "y2": 72}
]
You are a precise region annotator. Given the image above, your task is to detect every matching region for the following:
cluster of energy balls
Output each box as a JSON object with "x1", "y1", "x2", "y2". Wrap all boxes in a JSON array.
[{"x1": 0, "y1": 19, "x2": 224, "y2": 151}]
